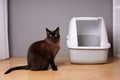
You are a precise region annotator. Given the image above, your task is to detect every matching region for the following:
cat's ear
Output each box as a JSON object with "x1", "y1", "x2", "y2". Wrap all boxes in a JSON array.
[
  {"x1": 46, "y1": 28, "x2": 51, "y2": 35},
  {"x1": 54, "y1": 27, "x2": 59, "y2": 34}
]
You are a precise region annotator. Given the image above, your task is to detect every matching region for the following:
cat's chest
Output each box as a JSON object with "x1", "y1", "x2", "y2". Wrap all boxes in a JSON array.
[
  {"x1": 50, "y1": 44, "x2": 60, "y2": 52},
  {"x1": 47, "y1": 44, "x2": 59, "y2": 57}
]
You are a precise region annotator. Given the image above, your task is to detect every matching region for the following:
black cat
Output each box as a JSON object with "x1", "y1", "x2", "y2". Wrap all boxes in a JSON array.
[{"x1": 5, "y1": 27, "x2": 60, "y2": 74}]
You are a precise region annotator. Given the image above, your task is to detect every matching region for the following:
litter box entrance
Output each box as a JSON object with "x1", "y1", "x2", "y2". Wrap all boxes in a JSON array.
[{"x1": 76, "y1": 20, "x2": 101, "y2": 47}]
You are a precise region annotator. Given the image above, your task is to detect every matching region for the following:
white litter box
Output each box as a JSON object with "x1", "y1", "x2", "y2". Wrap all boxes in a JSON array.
[{"x1": 67, "y1": 17, "x2": 110, "y2": 64}]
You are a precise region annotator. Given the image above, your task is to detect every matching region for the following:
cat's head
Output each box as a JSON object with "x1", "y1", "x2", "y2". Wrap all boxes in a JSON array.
[{"x1": 46, "y1": 27, "x2": 60, "y2": 42}]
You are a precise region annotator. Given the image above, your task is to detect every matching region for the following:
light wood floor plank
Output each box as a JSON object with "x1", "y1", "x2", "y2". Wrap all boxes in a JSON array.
[{"x1": 0, "y1": 57, "x2": 120, "y2": 80}]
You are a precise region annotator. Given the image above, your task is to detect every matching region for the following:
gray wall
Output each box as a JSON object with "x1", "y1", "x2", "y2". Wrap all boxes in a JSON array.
[{"x1": 9, "y1": 0, "x2": 113, "y2": 57}]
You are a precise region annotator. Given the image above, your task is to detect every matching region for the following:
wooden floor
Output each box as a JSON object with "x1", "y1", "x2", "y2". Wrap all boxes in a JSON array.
[{"x1": 0, "y1": 57, "x2": 120, "y2": 80}]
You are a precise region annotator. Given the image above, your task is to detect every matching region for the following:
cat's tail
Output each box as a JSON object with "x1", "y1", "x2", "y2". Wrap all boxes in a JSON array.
[{"x1": 4, "y1": 65, "x2": 29, "y2": 74}]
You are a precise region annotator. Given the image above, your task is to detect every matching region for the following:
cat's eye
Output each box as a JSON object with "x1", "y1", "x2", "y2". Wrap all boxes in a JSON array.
[
  {"x1": 55, "y1": 34, "x2": 58, "y2": 37},
  {"x1": 49, "y1": 35, "x2": 52, "y2": 37}
]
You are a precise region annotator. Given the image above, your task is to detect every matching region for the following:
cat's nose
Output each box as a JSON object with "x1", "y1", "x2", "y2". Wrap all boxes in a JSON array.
[{"x1": 53, "y1": 36, "x2": 57, "y2": 39}]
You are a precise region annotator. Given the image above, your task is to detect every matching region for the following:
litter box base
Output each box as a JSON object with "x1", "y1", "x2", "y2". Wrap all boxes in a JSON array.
[{"x1": 69, "y1": 48, "x2": 108, "y2": 64}]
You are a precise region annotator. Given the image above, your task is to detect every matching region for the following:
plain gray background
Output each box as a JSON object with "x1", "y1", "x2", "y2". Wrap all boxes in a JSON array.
[{"x1": 8, "y1": 0, "x2": 113, "y2": 57}]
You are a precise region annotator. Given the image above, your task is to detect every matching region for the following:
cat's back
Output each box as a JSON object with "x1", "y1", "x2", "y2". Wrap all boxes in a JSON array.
[{"x1": 28, "y1": 40, "x2": 46, "y2": 52}]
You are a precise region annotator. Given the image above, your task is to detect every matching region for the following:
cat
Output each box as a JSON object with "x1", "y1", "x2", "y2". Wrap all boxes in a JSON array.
[{"x1": 4, "y1": 27, "x2": 60, "y2": 74}]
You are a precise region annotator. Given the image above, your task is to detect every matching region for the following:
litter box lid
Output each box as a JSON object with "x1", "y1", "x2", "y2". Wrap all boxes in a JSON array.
[{"x1": 67, "y1": 17, "x2": 110, "y2": 49}]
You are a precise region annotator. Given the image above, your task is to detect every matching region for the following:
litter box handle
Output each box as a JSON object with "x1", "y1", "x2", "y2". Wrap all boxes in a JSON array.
[{"x1": 75, "y1": 17, "x2": 100, "y2": 20}]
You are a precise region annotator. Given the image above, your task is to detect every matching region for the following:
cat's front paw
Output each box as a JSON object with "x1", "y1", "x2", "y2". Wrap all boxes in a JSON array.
[{"x1": 52, "y1": 66, "x2": 58, "y2": 71}]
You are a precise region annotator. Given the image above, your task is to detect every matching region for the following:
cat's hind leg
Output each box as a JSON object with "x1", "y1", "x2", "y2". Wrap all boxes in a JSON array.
[
  {"x1": 30, "y1": 64, "x2": 41, "y2": 71},
  {"x1": 40, "y1": 65, "x2": 49, "y2": 70}
]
